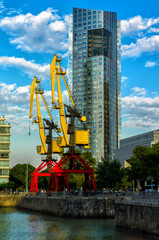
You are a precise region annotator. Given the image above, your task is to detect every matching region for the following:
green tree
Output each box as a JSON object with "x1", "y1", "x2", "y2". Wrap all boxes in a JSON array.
[
  {"x1": 80, "y1": 151, "x2": 96, "y2": 169},
  {"x1": 127, "y1": 144, "x2": 159, "y2": 190},
  {"x1": 126, "y1": 146, "x2": 150, "y2": 190},
  {"x1": 10, "y1": 164, "x2": 36, "y2": 190},
  {"x1": 38, "y1": 169, "x2": 49, "y2": 190},
  {"x1": 146, "y1": 143, "x2": 159, "y2": 190},
  {"x1": 95, "y1": 157, "x2": 125, "y2": 190},
  {"x1": 67, "y1": 151, "x2": 96, "y2": 190}
]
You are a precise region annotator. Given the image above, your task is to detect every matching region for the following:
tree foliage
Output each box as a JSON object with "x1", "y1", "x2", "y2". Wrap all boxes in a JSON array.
[
  {"x1": 95, "y1": 157, "x2": 125, "y2": 190},
  {"x1": 127, "y1": 143, "x2": 159, "y2": 190},
  {"x1": 67, "y1": 151, "x2": 96, "y2": 190},
  {"x1": 10, "y1": 164, "x2": 36, "y2": 189},
  {"x1": 80, "y1": 151, "x2": 96, "y2": 169}
]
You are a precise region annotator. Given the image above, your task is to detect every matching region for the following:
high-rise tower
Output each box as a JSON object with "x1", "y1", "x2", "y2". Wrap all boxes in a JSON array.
[
  {"x1": 68, "y1": 8, "x2": 121, "y2": 162},
  {"x1": 0, "y1": 116, "x2": 10, "y2": 183}
]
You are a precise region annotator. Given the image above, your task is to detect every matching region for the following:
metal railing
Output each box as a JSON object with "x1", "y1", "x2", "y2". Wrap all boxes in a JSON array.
[{"x1": 122, "y1": 192, "x2": 159, "y2": 203}]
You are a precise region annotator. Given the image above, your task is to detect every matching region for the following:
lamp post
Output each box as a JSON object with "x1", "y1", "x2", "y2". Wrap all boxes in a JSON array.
[{"x1": 25, "y1": 162, "x2": 30, "y2": 195}]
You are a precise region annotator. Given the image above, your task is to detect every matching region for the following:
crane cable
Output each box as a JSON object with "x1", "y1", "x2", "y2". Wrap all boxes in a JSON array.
[{"x1": 29, "y1": 118, "x2": 31, "y2": 136}]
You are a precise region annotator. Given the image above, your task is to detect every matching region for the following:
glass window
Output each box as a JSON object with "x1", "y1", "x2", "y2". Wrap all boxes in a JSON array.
[
  {"x1": 0, "y1": 177, "x2": 9, "y2": 183},
  {"x1": 0, "y1": 161, "x2": 9, "y2": 167},
  {"x1": 88, "y1": 28, "x2": 112, "y2": 58},
  {"x1": 0, "y1": 120, "x2": 4, "y2": 125},
  {"x1": 0, "y1": 152, "x2": 9, "y2": 159},
  {"x1": 0, "y1": 169, "x2": 9, "y2": 176},
  {"x1": 0, "y1": 127, "x2": 10, "y2": 134},
  {"x1": 0, "y1": 144, "x2": 9, "y2": 150},
  {"x1": 0, "y1": 136, "x2": 10, "y2": 142}
]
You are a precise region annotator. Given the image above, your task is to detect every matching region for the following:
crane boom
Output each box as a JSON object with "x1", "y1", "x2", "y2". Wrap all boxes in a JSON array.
[
  {"x1": 35, "y1": 87, "x2": 47, "y2": 154},
  {"x1": 29, "y1": 76, "x2": 62, "y2": 155},
  {"x1": 50, "y1": 54, "x2": 89, "y2": 151},
  {"x1": 29, "y1": 76, "x2": 36, "y2": 118}
]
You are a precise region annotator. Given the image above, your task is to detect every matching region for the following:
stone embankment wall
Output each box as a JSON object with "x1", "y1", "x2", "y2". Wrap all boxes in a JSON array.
[
  {"x1": 0, "y1": 195, "x2": 24, "y2": 207},
  {"x1": 115, "y1": 200, "x2": 159, "y2": 237},
  {"x1": 18, "y1": 196, "x2": 115, "y2": 218}
]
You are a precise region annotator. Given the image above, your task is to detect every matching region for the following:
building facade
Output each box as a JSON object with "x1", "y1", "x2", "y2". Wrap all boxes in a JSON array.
[
  {"x1": 68, "y1": 8, "x2": 121, "y2": 162},
  {"x1": 0, "y1": 116, "x2": 10, "y2": 183},
  {"x1": 114, "y1": 130, "x2": 159, "y2": 167}
]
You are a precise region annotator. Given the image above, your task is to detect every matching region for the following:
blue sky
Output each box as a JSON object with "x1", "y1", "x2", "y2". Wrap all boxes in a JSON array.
[{"x1": 0, "y1": 0, "x2": 159, "y2": 167}]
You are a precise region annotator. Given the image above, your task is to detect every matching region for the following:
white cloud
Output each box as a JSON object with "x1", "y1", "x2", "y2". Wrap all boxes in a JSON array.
[
  {"x1": 121, "y1": 76, "x2": 128, "y2": 83},
  {"x1": 0, "y1": 56, "x2": 50, "y2": 79},
  {"x1": 122, "y1": 96, "x2": 159, "y2": 130},
  {"x1": 148, "y1": 27, "x2": 159, "y2": 33},
  {"x1": 49, "y1": 20, "x2": 66, "y2": 32},
  {"x1": 0, "y1": 0, "x2": 5, "y2": 13},
  {"x1": 0, "y1": 8, "x2": 68, "y2": 53},
  {"x1": 122, "y1": 35, "x2": 159, "y2": 57},
  {"x1": 145, "y1": 61, "x2": 157, "y2": 67},
  {"x1": 132, "y1": 87, "x2": 147, "y2": 96},
  {"x1": 121, "y1": 15, "x2": 159, "y2": 36},
  {"x1": 0, "y1": 82, "x2": 69, "y2": 135}
]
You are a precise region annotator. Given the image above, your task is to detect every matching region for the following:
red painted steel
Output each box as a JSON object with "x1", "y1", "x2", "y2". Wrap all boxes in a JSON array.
[{"x1": 30, "y1": 154, "x2": 97, "y2": 192}]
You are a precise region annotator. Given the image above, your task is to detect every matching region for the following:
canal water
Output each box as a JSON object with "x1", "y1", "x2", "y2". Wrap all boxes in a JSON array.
[{"x1": 0, "y1": 208, "x2": 155, "y2": 240}]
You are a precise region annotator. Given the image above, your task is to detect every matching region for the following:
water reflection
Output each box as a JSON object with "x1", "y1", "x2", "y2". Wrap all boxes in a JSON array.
[{"x1": 0, "y1": 208, "x2": 155, "y2": 240}]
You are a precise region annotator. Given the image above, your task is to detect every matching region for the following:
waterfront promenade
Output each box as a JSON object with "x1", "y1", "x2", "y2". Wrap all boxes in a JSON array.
[{"x1": 1, "y1": 191, "x2": 159, "y2": 237}]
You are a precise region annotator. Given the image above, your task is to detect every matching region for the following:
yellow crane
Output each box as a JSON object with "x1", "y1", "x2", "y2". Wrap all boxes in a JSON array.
[
  {"x1": 29, "y1": 54, "x2": 97, "y2": 192},
  {"x1": 50, "y1": 54, "x2": 89, "y2": 153},
  {"x1": 29, "y1": 76, "x2": 61, "y2": 157}
]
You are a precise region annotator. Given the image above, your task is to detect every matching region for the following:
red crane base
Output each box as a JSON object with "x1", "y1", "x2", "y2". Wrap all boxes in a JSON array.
[{"x1": 30, "y1": 154, "x2": 97, "y2": 192}]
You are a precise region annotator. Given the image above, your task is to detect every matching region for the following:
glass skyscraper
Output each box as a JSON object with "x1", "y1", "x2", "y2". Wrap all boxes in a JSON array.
[
  {"x1": 0, "y1": 116, "x2": 10, "y2": 183},
  {"x1": 68, "y1": 8, "x2": 121, "y2": 162}
]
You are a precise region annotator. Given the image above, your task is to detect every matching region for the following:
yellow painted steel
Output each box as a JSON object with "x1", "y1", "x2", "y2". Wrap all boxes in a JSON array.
[
  {"x1": 57, "y1": 61, "x2": 75, "y2": 108},
  {"x1": 50, "y1": 54, "x2": 57, "y2": 104},
  {"x1": 29, "y1": 77, "x2": 55, "y2": 155},
  {"x1": 30, "y1": 77, "x2": 52, "y2": 122},
  {"x1": 56, "y1": 136, "x2": 66, "y2": 147},
  {"x1": 74, "y1": 130, "x2": 89, "y2": 146},
  {"x1": 36, "y1": 82, "x2": 52, "y2": 121},
  {"x1": 56, "y1": 72, "x2": 69, "y2": 146},
  {"x1": 34, "y1": 88, "x2": 47, "y2": 154},
  {"x1": 80, "y1": 116, "x2": 86, "y2": 122},
  {"x1": 52, "y1": 140, "x2": 61, "y2": 153},
  {"x1": 51, "y1": 54, "x2": 75, "y2": 107},
  {"x1": 50, "y1": 54, "x2": 89, "y2": 149},
  {"x1": 29, "y1": 76, "x2": 36, "y2": 118}
]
